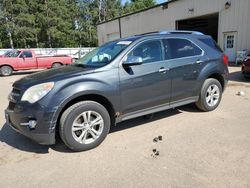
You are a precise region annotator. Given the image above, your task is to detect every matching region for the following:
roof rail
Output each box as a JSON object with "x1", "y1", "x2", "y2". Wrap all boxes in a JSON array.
[
  {"x1": 159, "y1": 30, "x2": 204, "y2": 35},
  {"x1": 134, "y1": 31, "x2": 158, "y2": 36}
]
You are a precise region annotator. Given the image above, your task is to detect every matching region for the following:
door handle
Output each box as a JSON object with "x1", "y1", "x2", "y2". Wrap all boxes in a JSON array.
[
  {"x1": 195, "y1": 60, "x2": 204, "y2": 65},
  {"x1": 158, "y1": 67, "x2": 169, "y2": 73}
]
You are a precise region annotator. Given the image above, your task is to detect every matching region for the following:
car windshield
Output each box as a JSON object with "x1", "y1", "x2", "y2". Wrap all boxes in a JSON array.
[
  {"x1": 4, "y1": 50, "x2": 21, "y2": 57},
  {"x1": 74, "y1": 40, "x2": 133, "y2": 67}
]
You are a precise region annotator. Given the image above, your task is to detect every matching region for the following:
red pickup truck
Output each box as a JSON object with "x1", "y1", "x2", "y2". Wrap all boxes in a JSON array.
[{"x1": 0, "y1": 49, "x2": 73, "y2": 76}]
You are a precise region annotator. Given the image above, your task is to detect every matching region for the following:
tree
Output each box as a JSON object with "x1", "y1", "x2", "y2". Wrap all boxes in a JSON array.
[
  {"x1": 123, "y1": 0, "x2": 155, "y2": 14},
  {"x1": 0, "y1": 0, "x2": 15, "y2": 48},
  {"x1": 38, "y1": 0, "x2": 78, "y2": 48},
  {"x1": 12, "y1": 0, "x2": 38, "y2": 48},
  {"x1": 0, "y1": 0, "x2": 156, "y2": 48}
]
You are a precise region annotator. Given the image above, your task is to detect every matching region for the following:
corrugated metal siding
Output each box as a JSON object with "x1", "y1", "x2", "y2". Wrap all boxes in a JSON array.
[
  {"x1": 98, "y1": 0, "x2": 250, "y2": 54},
  {"x1": 97, "y1": 19, "x2": 119, "y2": 45},
  {"x1": 248, "y1": 1, "x2": 250, "y2": 51},
  {"x1": 219, "y1": 0, "x2": 250, "y2": 51}
]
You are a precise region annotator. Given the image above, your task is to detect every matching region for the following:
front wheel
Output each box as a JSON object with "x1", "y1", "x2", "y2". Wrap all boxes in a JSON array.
[
  {"x1": 0, "y1": 65, "x2": 13, "y2": 76},
  {"x1": 59, "y1": 101, "x2": 111, "y2": 151},
  {"x1": 196, "y1": 78, "x2": 222, "y2": 112}
]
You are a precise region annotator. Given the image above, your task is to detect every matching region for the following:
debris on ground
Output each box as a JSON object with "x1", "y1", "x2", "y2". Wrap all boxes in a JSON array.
[
  {"x1": 153, "y1": 135, "x2": 163, "y2": 142},
  {"x1": 151, "y1": 136, "x2": 163, "y2": 157},
  {"x1": 237, "y1": 91, "x2": 245, "y2": 96},
  {"x1": 151, "y1": 149, "x2": 160, "y2": 158}
]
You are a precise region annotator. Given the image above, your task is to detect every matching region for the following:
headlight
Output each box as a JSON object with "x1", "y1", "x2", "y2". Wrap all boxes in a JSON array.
[{"x1": 21, "y1": 82, "x2": 54, "y2": 103}]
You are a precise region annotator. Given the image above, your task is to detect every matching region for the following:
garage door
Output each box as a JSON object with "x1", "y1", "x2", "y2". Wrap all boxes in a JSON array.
[{"x1": 176, "y1": 13, "x2": 219, "y2": 42}]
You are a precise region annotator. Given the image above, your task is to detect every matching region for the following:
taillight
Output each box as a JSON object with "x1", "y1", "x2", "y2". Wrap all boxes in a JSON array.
[{"x1": 223, "y1": 55, "x2": 229, "y2": 66}]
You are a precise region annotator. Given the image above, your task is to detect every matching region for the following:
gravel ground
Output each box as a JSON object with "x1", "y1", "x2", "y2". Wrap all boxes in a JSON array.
[{"x1": 0, "y1": 66, "x2": 249, "y2": 188}]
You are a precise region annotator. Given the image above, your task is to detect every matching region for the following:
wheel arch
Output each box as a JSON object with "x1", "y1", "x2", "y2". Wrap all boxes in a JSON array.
[
  {"x1": 0, "y1": 64, "x2": 14, "y2": 71},
  {"x1": 55, "y1": 93, "x2": 116, "y2": 134},
  {"x1": 207, "y1": 72, "x2": 226, "y2": 91},
  {"x1": 51, "y1": 62, "x2": 63, "y2": 67}
]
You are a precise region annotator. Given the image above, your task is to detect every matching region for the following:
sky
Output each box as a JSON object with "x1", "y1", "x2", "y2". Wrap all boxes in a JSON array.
[
  {"x1": 121, "y1": 0, "x2": 166, "y2": 5},
  {"x1": 156, "y1": 0, "x2": 166, "y2": 4}
]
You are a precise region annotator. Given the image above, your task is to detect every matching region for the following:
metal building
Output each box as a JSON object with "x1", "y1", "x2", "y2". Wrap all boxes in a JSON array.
[{"x1": 97, "y1": 0, "x2": 250, "y2": 62}]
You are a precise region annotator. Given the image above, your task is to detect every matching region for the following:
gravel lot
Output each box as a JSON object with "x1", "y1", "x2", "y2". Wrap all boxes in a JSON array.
[{"x1": 0, "y1": 67, "x2": 249, "y2": 188}]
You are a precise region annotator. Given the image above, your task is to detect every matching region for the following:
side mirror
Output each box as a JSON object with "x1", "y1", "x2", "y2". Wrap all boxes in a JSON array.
[{"x1": 123, "y1": 56, "x2": 143, "y2": 67}]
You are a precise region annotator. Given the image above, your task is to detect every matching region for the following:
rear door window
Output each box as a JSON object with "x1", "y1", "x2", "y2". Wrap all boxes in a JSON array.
[
  {"x1": 198, "y1": 38, "x2": 223, "y2": 52},
  {"x1": 163, "y1": 38, "x2": 202, "y2": 60}
]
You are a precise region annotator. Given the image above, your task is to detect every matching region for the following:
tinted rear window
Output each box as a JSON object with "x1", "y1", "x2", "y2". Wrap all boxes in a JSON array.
[
  {"x1": 199, "y1": 38, "x2": 223, "y2": 52},
  {"x1": 163, "y1": 38, "x2": 202, "y2": 59}
]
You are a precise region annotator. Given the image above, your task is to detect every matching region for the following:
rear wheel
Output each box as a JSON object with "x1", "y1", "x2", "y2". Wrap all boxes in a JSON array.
[
  {"x1": 59, "y1": 101, "x2": 111, "y2": 151},
  {"x1": 52, "y1": 62, "x2": 62, "y2": 68},
  {"x1": 196, "y1": 78, "x2": 222, "y2": 112},
  {"x1": 0, "y1": 65, "x2": 13, "y2": 76}
]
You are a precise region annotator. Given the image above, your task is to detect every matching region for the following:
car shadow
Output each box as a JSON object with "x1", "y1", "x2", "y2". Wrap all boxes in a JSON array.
[
  {"x1": 0, "y1": 123, "x2": 50, "y2": 153},
  {"x1": 0, "y1": 104, "x2": 199, "y2": 153},
  {"x1": 110, "y1": 108, "x2": 181, "y2": 133},
  {"x1": 12, "y1": 70, "x2": 39, "y2": 75},
  {"x1": 51, "y1": 108, "x2": 184, "y2": 153},
  {"x1": 228, "y1": 70, "x2": 250, "y2": 84},
  {"x1": 177, "y1": 103, "x2": 204, "y2": 113},
  {"x1": 228, "y1": 63, "x2": 240, "y2": 67}
]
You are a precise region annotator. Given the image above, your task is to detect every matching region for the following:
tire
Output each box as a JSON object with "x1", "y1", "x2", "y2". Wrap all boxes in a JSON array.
[
  {"x1": 195, "y1": 78, "x2": 222, "y2": 112},
  {"x1": 59, "y1": 101, "x2": 111, "y2": 151},
  {"x1": 52, "y1": 62, "x2": 62, "y2": 68},
  {"x1": 0, "y1": 65, "x2": 13, "y2": 76}
]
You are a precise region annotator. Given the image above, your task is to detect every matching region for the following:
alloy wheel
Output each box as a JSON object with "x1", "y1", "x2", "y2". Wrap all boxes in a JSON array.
[
  {"x1": 1, "y1": 66, "x2": 12, "y2": 76},
  {"x1": 71, "y1": 111, "x2": 104, "y2": 144},
  {"x1": 206, "y1": 84, "x2": 220, "y2": 107}
]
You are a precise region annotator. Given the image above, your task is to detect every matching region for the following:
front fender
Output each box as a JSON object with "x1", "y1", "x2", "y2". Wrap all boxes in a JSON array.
[{"x1": 44, "y1": 80, "x2": 120, "y2": 129}]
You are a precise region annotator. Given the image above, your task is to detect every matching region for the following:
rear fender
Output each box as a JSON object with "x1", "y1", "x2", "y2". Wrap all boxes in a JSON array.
[{"x1": 194, "y1": 60, "x2": 226, "y2": 96}]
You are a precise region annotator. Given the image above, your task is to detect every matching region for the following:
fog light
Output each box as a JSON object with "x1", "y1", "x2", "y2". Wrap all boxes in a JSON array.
[{"x1": 20, "y1": 120, "x2": 37, "y2": 129}]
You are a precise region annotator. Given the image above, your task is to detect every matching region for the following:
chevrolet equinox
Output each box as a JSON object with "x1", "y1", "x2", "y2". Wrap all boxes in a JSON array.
[{"x1": 5, "y1": 31, "x2": 229, "y2": 151}]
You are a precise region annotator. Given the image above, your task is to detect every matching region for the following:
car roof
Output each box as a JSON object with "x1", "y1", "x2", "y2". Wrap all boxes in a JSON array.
[{"x1": 116, "y1": 31, "x2": 211, "y2": 43}]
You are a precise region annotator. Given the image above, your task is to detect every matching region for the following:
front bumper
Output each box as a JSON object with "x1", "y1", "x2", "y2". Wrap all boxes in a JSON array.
[{"x1": 5, "y1": 101, "x2": 56, "y2": 145}]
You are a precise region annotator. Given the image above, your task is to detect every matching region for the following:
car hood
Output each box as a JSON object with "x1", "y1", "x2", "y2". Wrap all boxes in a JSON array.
[{"x1": 13, "y1": 65, "x2": 95, "y2": 89}]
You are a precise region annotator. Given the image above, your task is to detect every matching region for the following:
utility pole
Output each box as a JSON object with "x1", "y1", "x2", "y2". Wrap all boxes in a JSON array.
[
  {"x1": 45, "y1": 0, "x2": 52, "y2": 48},
  {"x1": 98, "y1": 0, "x2": 106, "y2": 22}
]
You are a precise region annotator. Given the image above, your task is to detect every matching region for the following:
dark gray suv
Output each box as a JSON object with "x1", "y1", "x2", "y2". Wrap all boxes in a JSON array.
[{"x1": 5, "y1": 31, "x2": 229, "y2": 151}]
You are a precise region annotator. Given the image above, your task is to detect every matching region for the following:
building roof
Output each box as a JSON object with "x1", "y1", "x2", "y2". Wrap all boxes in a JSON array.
[{"x1": 97, "y1": 0, "x2": 179, "y2": 25}]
